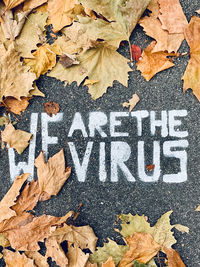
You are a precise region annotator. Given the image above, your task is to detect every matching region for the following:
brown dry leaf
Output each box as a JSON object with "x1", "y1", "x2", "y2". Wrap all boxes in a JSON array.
[
  {"x1": 0, "y1": 173, "x2": 29, "y2": 222},
  {"x1": 122, "y1": 93, "x2": 140, "y2": 112},
  {"x1": 3, "y1": 97, "x2": 30, "y2": 115},
  {"x1": 35, "y1": 149, "x2": 71, "y2": 201},
  {"x1": 196, "y1": 9, "x2": 200, "y2": 14},
  {"x1": 136, "y1": 41, "x2": 175, "y2": 81},
  {"x1": 5, "y1": 213, "x2": 71, "y2": 251},
  {"x1": 24, "y1": 43, "x2": 62, "y2": 78},
  {"x1": 158, "y1": 0, "x2": 188, "y2": 34},
  {"x1": 1, "y1": 9, "x2": 30, "y2": 40},
  {"x1": 1, "y1": 123, "x2": 32, "y2": 154},
  {"x1": 163, "y1": 247, "x2": 186, "y2": 267},
  {"x1": 102, "y1": 257, "x2": 115, "y2": 267},
  {"x1": 67, "y1": 242, "x2": 89, "y2": 267},
  {"x1": 53, "y1": 33, "x2": 82, "y2": 55},
  {"x1": 182, "y1": 16, "x2": 200, "y2": 101},
  {"x1": 3, "y1": 0, "x2": 26, "y2": 9},
  {"x1": 147, "y1": 0, "x2": 159, "y2": 17},
  {"x1": 46, "y1": 237, "x2": 68, "y2": 267},
  {"x1": 25, "y1": 251, "x2": 48, "y2": 267},
  {"x1": 59, "y1": 53, "x2": 79, "y2": 68},
  {"x1": 119, "y1": 232, "x2": 160, "y2": 266},
  {"x1": 23, "y1": 0, "x2": 47, "y2": 11},
  {"x1": 50, "y1": 224, "x2": 97, "y2": 253},
  {"x1": 0, "y1": 43, "x2": 36, "y2": 101},
  {"x1": 11, "y1": 179, "x2": 40, "y2": 215},
  {"x1": 15, "y1": 11, "x2": 48, "y2": 58},
  {"x1": 47, "y1": 0, "x2": 79, "y2": 33},
  {"x1": 4, "y1": 250, "x2": 34, "y2": 267},
  {"x1": 139, "y1": 16, "x2": 184, "y2": 53},
  {"x1": 43, "y1": 101, "x2": 60, "y2": 117}
]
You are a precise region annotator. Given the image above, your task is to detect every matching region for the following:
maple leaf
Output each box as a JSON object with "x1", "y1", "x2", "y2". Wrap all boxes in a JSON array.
[
  {"x1": 48, "y1": 45, "x2": 132, "y2": 99},
  {"x1": 3, "y1": 250, "x2": 34, "y2": 267},
  {"x1": 147, "y1": 0, "x2": 159, "y2": 18},
  {"x1": 25, "y1": 251, "x2": 48, "y2": 267},
  {"x1": 43, "y1": 101, "x2": 60, "y2": 117},
  {"x1": 174, "y1": 224, "x2": 189, "y2": 233},
  {"x1": 23, "y1": 0, "x2": 47, "y2": 11},
  {"x1": 24, "y1": 43, "x2": 62, "y2": 78},
  {"x1": 151, "y1": 211, "x2": 176, "y2": 249},
  {"x1": 48, "y1": 0, "x2": 82, "y2": 33},
  {"x1": 1, "y1": 9, "x2": 30, "y2": 40},
  {"x1": 1, "y1": 123, "x2": 32, "y2": 154},
  {"x1": 89, "y1": 239, "x2": 129, "y2": 265},
  {"x1": 182, "y1": 16, "x2": 200, "y2": 101},
  {"x1": 86, "y1": 262, "x2": 98, "y2": 267},
  {"x1": 79, "y1": 0, "x2": 151, "y2": 39},
  {"x1": 67, "y1": 242, "x2": 89, "y2": 267},
  {"x1": 34, "y1": 149, "x2": 71, "y2": 201},
  {"x1": 122, "y1": 93, "x2": 140, "y2": 112},
  {"x1": 136, "y1": 41, "x2": 175, "y2": 81},
  {"x1": 0, "y1": 44, "x2": 36, "y2": 101},
  {"x1": 46, "y1": 237, "x2": 68, "y2": 267},
  {"x1": 158, "y1": 0, "x2": 188, "y2": 34},
  {"x1": 4, "y1": 212, "x2": 73, "y2": 251},
  {"x1": 3, "y1": 0, "x2": 26, "y2": 10},
  {"x1": 118, "y1": 233, "x2": 160, "y2": 266},
  {"x1": 116, "y1": 213, "x2": 153, "y2": 238},
  {"x1": 0, "y1": 173, "x2": 29, "y2": 222},
  {"x1": 3, "y1": 97, "x2": 30, "y2": 115},
  {"x1": 62, "y1": 15, "x2": 126, "y2": 50},
  {"x1": 139, "y1": 16, "x2": 184, "y2": 53},
  {"x1": 15, "y1": 11, "x2": 48, "y2": 58},
  {"x1": 163, "y1": 247, "x2": 186, "y2": 267}
]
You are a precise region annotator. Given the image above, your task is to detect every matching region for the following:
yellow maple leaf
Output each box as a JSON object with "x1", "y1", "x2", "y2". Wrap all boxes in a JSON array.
[
  {"x1": 182, "y1": 16, "x2": 200, "y2": 101},
  {"x1": 48, "y1": 45, "x2": 132, "y2": 99},
  {"x1": 24, "y1": 43, "x2": 62, "y2": 78},
  {"x1": 4, "y1": 250, "x2": 34, "y2": 267}
]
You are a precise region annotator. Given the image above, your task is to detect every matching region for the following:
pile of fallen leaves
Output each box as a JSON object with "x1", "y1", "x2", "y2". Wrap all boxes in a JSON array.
[
  {"x1": 0, "y1": 148, "x2": 188, "y2": 267},
  {"x1": 0, "y1": 0, "x2": 199, "y2": 117}
]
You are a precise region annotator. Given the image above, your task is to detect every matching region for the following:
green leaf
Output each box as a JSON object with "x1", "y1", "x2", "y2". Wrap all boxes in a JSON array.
[{"x1": 89, "y1": 239, "x2": 129, "y2": 265}]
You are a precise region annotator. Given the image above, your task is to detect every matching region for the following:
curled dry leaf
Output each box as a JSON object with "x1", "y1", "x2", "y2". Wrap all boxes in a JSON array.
[
  {"x1": 136, "y1": 41, "x2": 175, "y2": 81},
  {"x1": 0, "y1": 43, "x2": 36, "y2": 102},
  {"x1": 4, "y1": 250, "x2": 34, "y2": 267},
  {"x1": 0, "y1": 173, "x2": 29, "y2": 222},
  {"x1": 24, "y1": 44, "x2": 62, "y2": 78},
  {"x1": 182, "y1": 16, "x2": 200, "y2": 101},
  {"x1": 43, "y1": 101, "x2": 60, "y2": 117},
  {"x1": 34, "y1": 149, "x2": 71, "y2": 201},
  {"x1": 158, "y1": 0, "x2": 188, "y2": 34},
  {"x1": 1, "y1": 123, "x2": 32, "y2": 154},
  {"x1": 163, "y1": 247, "x2": 186, "y2": 267},
  {"x1": 122, "y1": 93, "x2": 140, "y2": 112},
  {"x1": 118, "y1": 232, "x2": 160, "y2": 266}
]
